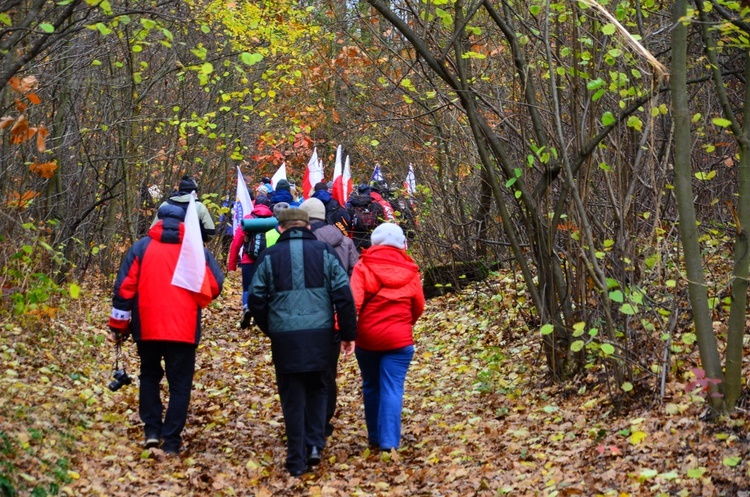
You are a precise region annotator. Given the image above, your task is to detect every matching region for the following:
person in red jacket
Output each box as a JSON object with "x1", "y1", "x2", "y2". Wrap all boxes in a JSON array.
[
  {"x1": 227, "y1": 203, "x2": 274, "y2": 329},
  {"x1": 108, "y1": 202, "x2": 224, "y2": 454},
  {"x1": 350, "y1": 222, "x2": 424, "y2": 451}
]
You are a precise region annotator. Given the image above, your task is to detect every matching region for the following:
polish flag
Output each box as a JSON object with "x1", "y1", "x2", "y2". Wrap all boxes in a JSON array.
[
  {"x1": 301, "y1": 148, "x2": 324, "y2": 199},
  {"x1": 271, "y1": 162, "x2": 287, "y2": 188},
  {"x1": 234, "y1": 166, "x2": 253, "y2": 231},
  {"x1": 331, "y1": 145, "x2": 344, "y2": 205},
  {"x1": 343, "y1": 155, "x2": 352, "y2": 201},
  {"x1": 172, "y1": 193, "x2": 212, "y2": 306}
]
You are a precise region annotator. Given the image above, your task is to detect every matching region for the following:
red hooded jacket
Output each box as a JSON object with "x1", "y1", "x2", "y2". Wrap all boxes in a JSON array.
[
  {"x1": 350, "y1": 245, "x2": 424, "y2": 351},
  {"x1": 227, "y1": 203, "x2": 274, "y2": 270},
  {"x1": 111, "y1": 203, "x2": 224, "y2": 344}
]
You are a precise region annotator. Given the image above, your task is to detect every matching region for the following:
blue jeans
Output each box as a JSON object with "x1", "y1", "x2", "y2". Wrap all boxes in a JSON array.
[
  {"x1": 241, "y1": 262, "x2": 256, "y2": 308},
  {"x1": 355, "y1": 345, "x2": 414, "y2": 450}
]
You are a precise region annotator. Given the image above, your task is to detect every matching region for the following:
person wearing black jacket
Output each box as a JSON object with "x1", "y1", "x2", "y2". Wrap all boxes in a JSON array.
[{"x1": 248, "y1": 207, "x2": 357, "y2": 477}]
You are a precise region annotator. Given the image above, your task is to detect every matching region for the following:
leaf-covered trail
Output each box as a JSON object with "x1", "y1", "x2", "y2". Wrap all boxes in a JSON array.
[{"x1": 2, "y1": 272, "x2": 748, "y2": 495}]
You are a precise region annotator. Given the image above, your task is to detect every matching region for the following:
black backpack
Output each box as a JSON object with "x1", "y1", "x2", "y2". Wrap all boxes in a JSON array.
[
  {"x1": 242, "y1": 231, "x2": 266, "y2": 260},
  {"x1": 350, "y1": 200, "x2": 382, "y2": 232}
]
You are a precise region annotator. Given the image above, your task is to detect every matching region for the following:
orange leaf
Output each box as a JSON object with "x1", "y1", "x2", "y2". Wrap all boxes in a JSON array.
[
  {"x1": 26, "y1": 92, "x2": 41, "y2": 105},
  {"x1": 36, "y1": 126, "x2": 49, "y2": 152},
  {"x1": 19, "y1": 75, "x2": 37, "y2": 93},
  {"x1": 10, "y1": 115, "x2": 29, "y2": 143},
  {"x1": 30, "y1": 161, "x2": 58, "y2": 179},
  {"x1": 15, "y1": 98, "x2": 28, "y2": 113},
  {"x1": 7, "y1": 190, "x2": 39, "y2": 209},
  {"x1": 8, "y1": 76, "x2": 20, "y2": 92},
  {"x1": 0, "y1": 116, "x2": 14, "y2": 130}
]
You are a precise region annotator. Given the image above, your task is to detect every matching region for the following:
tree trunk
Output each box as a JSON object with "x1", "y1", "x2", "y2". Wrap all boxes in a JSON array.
[{"x1": 670, "y1": 0, "x2": 723, "y2": 409}]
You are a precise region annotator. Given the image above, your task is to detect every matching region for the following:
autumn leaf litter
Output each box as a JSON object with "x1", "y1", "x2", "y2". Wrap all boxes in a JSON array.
[{"x1": 1, "y1": 270, "x2": 748, "y2": 496}]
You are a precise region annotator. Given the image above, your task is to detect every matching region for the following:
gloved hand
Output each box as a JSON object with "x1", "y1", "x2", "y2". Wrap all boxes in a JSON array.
[{"x1": 109, "y1": 308, "x2": 131, "y2": 342}]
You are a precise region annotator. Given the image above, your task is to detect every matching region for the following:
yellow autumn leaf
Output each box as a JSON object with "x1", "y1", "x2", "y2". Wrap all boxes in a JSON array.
[{"x1": 629, "y1": 430, "x2": 648, "y2": 445}]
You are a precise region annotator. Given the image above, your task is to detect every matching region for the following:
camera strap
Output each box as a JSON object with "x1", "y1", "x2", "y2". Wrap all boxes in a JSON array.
[{"x1": 114, "y1": 342, "x2": 122, "y2": 371}]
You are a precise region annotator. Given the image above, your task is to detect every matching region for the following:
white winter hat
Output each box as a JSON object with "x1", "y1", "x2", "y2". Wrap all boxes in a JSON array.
[
  {"x1": 370, "y1": 222, "x2": 406, "y2": 249},
  {"x1": 300, "y1": 197, "x2": 326, "y2": 221}
]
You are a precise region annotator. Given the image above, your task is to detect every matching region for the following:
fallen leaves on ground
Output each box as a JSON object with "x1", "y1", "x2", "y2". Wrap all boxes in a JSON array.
[{"x1": 1, "y1": 271, "x2": 748, "y2": 496}]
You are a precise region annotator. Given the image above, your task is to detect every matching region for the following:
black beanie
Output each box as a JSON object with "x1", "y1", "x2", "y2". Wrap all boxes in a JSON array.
[
  {"x1": 179, "y1": 176, "x2": 198, "y2": 193},
  {"x1": 276, "y1": 179, "x2": 291, "y2": 191},
  {"x1": 314, "y1": 182, "x2": 328, "y2": 192}
]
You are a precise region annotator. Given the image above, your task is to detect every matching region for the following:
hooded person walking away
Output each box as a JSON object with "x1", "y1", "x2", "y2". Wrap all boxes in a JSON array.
[
  {"x1": 269, "y1": 179, "x2": 301, "y2": 209},
  {"x1": 109, "y1": 202, "x2": 224, "y2": 454},
  {"x1": 311, "y1": 181, "x2": 351, "y2": 237},
  {"x1": 350, "y1": 222, "x2": 424, "y2": 452},
  {"x1": 248, "y1": 208, "x2": 357, "y2": 477},
  {"x1": 300, "y1": 197, "x2": 359, "y2": 438},
  {"x1": 151, "y1": 175, "x2": 216, "y2": 242}
]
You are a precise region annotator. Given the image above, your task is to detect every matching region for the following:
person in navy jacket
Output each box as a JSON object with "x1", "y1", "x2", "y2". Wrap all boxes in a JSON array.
[{"x1": 109, "y1": 203, "x2": 224, "y2": 454}]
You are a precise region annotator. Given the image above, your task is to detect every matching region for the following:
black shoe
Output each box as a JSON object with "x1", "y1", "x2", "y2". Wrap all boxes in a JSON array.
[
  {"x1": 240, "y1": 309, "x2": 252, "y2": 329},
  {"x1": 289, "y1": 466, "x2": 311, "y2": 477},
  {"x1": 307, "y1": 446, "x2": 321, "y2": 466},
  {"x1": 144, "y1": 437, "x2": 160, "y2": 449}
]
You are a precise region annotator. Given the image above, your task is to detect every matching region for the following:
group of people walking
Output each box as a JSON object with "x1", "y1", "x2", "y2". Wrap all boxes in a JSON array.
[{"x1": 108, "y1": 174, "x2": 425, "y2": 477}]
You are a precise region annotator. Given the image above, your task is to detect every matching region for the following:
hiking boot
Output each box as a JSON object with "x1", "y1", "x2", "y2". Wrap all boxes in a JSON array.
[
  {"x1": 307, "y1": 446, "x2": 321, "y2": 466},
  {"x1": 240, "y1": 309, "x2": 252, "y2": 329},
  {"x1": 144, "y1": 437, "x2": 160, "y2": 449}
]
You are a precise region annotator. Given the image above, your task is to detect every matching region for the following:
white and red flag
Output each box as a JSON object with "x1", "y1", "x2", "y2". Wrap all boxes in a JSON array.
[
  {"x1": 301, "y1": 147, "x2": 324, "y2": 199},
  {"x1": 332, "y1": 146, "x2": 353, "y2": 205},
  {"x1": 172, "y1": 193, "x2": 212, "y2": 306}
]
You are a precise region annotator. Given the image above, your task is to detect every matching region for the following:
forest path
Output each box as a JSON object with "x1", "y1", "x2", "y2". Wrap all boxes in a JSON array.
[{"x1": 1, "y1": 271, "x2": 747, "y2": 496}]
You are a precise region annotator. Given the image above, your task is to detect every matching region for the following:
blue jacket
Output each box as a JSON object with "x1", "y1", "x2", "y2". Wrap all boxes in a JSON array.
[
  {"x1": 248, "y1": 227, "x2": 356, "y2": 373},
  {"x1": 270, "y1": 189, "x2": 300, "y2": 208}
]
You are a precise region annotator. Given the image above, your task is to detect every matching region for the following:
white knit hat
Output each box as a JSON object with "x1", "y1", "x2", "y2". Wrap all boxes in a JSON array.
[{"x1": 370, "y1": 222, "x2": 406, "y2": 249}]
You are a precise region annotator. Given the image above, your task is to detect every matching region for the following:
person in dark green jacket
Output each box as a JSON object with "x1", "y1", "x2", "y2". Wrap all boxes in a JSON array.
[{"x1": 248, "y1": 207, "x2": 357, "y2": 477}]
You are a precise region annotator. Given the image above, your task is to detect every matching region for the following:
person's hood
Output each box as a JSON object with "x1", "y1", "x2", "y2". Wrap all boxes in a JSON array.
[
  {"x1": 312, "y1": 190, "x2": 332, "y2": 203},
  {"x1": 370, "y1": 191, "x2": 385, "y2": 202},
  {"x1": 168, "y1": 192, "x2": 194, "y2": 203},
  {"x1": 271, "y1": 189, "x2": 294, "y2": 203},
  {"x1": 251, "y1": 203, "x2": 274, "y2": 218},
  {"x1": 149, "y1": 203, "x2": 184, "y2": 244},
  {"x1": 358, "y1": 245, "x2": 419, "y2": 288}
]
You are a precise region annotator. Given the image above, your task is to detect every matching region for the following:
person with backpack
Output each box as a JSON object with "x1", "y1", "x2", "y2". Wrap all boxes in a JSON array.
[
  {"x1": 347, "y1": 184, "x2": 385, "y2": 252},
  {"x1": 311, "y1": 182, "x2": 351, "y2": 237},
  {"x1": 369, "y1": 182, "x2": 395, "y2": 222},
  {"x1": 151, "y1": 176, "x2": 216, "y2": 243},
  {"x1": 227, "y1": 203, "x2": 276, "y2": 329}
]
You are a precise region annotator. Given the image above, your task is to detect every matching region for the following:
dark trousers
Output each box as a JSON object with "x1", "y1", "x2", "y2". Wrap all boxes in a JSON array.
[
  {"x1": 324, "y1": 339, "x2": 341, "y2": 436},
  {"x1": 137, "y1": 341, "x2": 196, "y2": 452},
  {"x1": 276, "y1": 370, "x2": 327, "y2": 474},
  {"x1": 241, "y1": 262, "x2": 256, "y2": 308}
]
